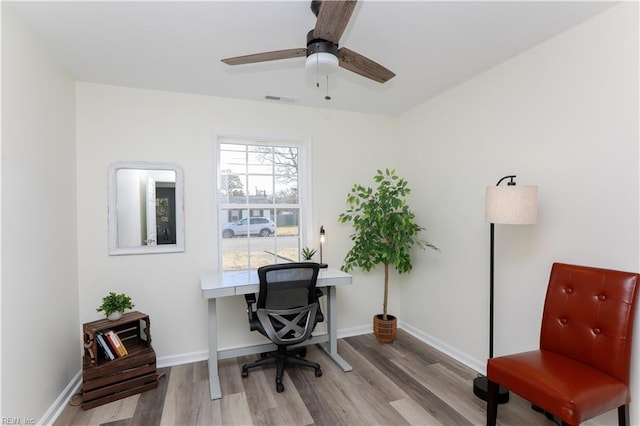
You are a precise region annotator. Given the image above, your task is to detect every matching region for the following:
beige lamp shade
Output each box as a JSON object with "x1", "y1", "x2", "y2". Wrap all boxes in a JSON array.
[{"x1": 485, "y1": 185, "x2": 538, "y2": 224}]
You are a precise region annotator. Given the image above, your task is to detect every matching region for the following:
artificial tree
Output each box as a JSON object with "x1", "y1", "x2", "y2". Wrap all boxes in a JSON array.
[{"x1": 338, "y1": 169, "x2": 437, "y2": 341}]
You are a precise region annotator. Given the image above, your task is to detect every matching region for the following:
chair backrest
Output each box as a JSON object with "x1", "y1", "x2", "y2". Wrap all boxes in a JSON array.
[
  {"x1": 540, "y1": 262, "x2": 640, "y2": 384},
  {"x1": 257, "y1": 262, "x2": 320, "y2": 310}
]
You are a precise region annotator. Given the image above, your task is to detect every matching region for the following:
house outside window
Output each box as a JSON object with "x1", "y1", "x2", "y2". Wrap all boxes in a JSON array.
[{"x1": 216, "y1": 135, "x2": 311, "y2": 271}]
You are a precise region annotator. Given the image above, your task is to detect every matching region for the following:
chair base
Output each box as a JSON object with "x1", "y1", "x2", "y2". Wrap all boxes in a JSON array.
[
  {"x1": 241, "y1": 345, "x2": 322, "y2": 393},
  {"x1": 473, "y1": 375, "x2": 509, "y2": 404}
]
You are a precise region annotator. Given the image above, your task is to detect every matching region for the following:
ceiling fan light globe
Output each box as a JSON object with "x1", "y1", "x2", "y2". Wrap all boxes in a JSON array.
[{"x1": 305, "y1": 52, "x2": 339, "y2": 75}]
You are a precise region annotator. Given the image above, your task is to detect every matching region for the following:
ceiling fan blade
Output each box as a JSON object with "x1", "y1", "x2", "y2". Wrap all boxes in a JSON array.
[
  {"x1": 221, "y1": 48, "x2": 307, "y2": 66},
  {"x1": 314, "y1": 0, "x2": 357, "y2": 44},
  {"x1": 338, "y1": 48, "x2": 395, "y2": 83}
]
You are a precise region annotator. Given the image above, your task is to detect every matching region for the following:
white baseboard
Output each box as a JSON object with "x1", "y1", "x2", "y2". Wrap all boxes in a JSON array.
[
  {"x1": 398, "y1": 321, "x2": 486, "y2": 374},
  {"x1": 39, "y1": 370, "x2": 82, "y2": 426},
  {"x1": 338, "y1": 324, "x2": 371, "y2": 338},
  {"x1": 156, "y1": 350, "x2": 209, "y2": 369}
]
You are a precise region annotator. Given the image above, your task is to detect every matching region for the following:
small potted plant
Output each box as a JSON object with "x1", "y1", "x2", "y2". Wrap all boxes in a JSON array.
[
  {"x1": 97, "y1": 292, "x2": 135, "y2": 321},
  {"x1": 301, "y1": 247, "x2": 317, "y2": 261}
]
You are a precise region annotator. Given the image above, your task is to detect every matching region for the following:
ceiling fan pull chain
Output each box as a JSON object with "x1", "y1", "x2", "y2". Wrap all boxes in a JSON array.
[
  {"x1": 325, "y1": 75, "x2": 331, "y2": 100},
  {"x1": 316, "y1": 54, "x2": 320, "y2": 88}
]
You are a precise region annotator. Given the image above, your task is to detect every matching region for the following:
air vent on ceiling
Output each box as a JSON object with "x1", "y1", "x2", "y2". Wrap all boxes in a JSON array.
[{"x1": 265, "y1": 95, "x2": 296, "y2": 103}]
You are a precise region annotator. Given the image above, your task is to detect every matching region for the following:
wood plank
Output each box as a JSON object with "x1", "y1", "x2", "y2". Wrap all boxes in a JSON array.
[
  {"x1": 390, "y1": 398, "x2": 442, "y2": 426},
  {"x1": 158, "y1": 360, "x2": 221, "y2": 425},
  {"x1": 128, "y1": 366, "x2": 171, "y2": 425},
  {"x1": 87, "y1": 394, "x2": 140, "y2": 424},
  {"x1": 220, "y1": 392, "x2": 253, "y2": 425}
]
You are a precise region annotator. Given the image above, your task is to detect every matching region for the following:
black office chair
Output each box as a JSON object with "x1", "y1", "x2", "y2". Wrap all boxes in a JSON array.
[{"x1": 241, "y1": 262, "x2": 324, "y2": 392}]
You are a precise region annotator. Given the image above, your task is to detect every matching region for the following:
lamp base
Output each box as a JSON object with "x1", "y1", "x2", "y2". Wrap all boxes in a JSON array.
[
  {"x1": 318, "y1": 263, "x2": 328, "y2": 269},
  {"x1": 473, "y1": 375, "x2": 509, "y2": 404}
]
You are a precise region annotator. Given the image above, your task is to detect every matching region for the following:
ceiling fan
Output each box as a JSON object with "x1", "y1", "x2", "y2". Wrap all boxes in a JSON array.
[{"x1": 221, "y1": 0, "x2": 395, "y2": 84}]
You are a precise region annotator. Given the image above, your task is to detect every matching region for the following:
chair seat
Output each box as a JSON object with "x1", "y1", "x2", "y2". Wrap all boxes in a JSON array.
[{"x1": 488, "y1": 349, "x2": 629, "y2": 424}]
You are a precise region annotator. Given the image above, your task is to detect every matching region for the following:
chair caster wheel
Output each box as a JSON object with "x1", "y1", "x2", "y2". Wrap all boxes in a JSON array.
[
  {"x1": 315, "y1": 368, "x2": 322, "y2": 377},
  {"x1": 241, "y1": 368, "x2": 248, "y2": 378},
  {"x1": 276, "y1": 382, "x2": 284, "y2": 393}
]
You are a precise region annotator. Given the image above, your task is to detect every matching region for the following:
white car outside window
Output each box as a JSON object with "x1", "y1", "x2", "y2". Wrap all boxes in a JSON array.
[{"x1": 222, "y1": 217, "x2": 275, "y2": 238}]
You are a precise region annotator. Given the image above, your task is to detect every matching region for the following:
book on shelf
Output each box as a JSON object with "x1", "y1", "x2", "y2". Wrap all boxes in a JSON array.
[
  {"x1": 106, "y1": 330, "x2": 128, "y2": 357},
  {"x1": 96, "y1": 332, "x2": 116, "y2": 361},
  {"x1": 100, "y1": 331, "x2": 120, "y2": 357}
]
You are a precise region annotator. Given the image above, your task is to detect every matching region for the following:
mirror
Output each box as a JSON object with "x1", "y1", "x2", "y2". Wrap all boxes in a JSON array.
[{"x1": 108, "y1": 161, "x2": 184, "y2": 255}]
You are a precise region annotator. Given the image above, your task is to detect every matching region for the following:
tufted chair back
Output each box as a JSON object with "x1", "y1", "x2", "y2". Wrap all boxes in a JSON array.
[
  {"x1": 487, "y1": 262, "x2": 640, "y2": 426},
  {"x1": 540, "y1": 263, "x2": 638, "y2": 385}
]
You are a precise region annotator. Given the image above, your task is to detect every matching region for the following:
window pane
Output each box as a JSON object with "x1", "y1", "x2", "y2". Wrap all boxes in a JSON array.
[
  {"x1": 220, "y1": 151, "x2": 246, "y2": 172},
  {"x1": 248, "y1": 235, "x2": 276, "y2": 269},
  {"x1": 275, "y1": 176, "x2": 298, "y2": 204},
  {"x1": 219, "y1": 172, "x2": 247, "y2": 204},
  {"x1": 247, "y1": 175, "x2": 273, "y2": 204},
  {"x1": 220, "y1": 145, "x2": 247, "y2": 174},
  {"x1": 275, "y1": 208, "x2": 299, "y2": 235},
  {"x1": 273, "y1": 146, "x2": 298, "y2": 173},
  {"x1": 221, "y1": 207, "x2": 250, "y2": 270},
  {"x1": 247, "y1": 146, "x2": 273, "y2": 174},
  {"x1": 222, "y1": 238, "x2": 249, "y2": 270},
  {"x1": 275, "y1": 209, "x2": 300, "y2": 262}
]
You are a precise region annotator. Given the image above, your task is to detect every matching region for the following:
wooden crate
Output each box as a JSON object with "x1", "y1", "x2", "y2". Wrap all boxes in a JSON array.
[{"x1": 81, "y1": 311, "x2": 158, "y2": 410}]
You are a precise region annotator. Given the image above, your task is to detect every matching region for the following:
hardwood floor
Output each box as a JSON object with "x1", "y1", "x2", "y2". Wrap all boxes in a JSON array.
[{"x1": 55, "y1": 330, "x2": 555, "y2": 425}]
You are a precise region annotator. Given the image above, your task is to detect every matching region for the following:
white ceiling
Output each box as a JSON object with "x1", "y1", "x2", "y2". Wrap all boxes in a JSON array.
[{"x1": 5, "y1": 1, "x2": 617, "y2": 116}]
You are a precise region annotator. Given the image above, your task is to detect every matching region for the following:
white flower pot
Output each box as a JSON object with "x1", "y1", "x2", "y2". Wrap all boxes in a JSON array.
[{"x1": 108, "y1": 311, "x2": 123, "y2": 321}]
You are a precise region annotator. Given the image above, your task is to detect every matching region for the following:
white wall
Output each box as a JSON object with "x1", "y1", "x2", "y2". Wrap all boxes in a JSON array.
[
  {"x1": 397, "y1": 3, "x2": 639, "y2": 424},
  {"x1": 75, "y1": 83, "x2": 396, "y2": 358},
  {"x1": 1, "y1": 8, "x2": 78, "y2": 421}
]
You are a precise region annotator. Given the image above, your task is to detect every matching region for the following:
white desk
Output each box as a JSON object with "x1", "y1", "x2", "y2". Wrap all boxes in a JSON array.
[{"x1": 200, "y1": 268, "x2": 353, "y2": 399}]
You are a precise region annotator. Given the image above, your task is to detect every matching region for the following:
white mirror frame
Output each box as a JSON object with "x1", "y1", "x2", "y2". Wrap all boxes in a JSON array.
[{"x1": 108, "y1": 161, "x2": 185, "y2": 255}]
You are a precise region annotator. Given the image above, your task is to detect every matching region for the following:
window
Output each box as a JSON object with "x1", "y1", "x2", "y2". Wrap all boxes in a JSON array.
[{"x1": 216, "y1": 135, "x2": 311, "y2": 271}]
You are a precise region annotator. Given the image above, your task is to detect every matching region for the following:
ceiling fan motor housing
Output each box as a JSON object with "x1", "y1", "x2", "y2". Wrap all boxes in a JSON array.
[
  {"x1": 305, "y1": 29, "x2": 339, "y2": 75},
  {"x1": 306, "y1": 30, "x2": 338, "y2": 57}
]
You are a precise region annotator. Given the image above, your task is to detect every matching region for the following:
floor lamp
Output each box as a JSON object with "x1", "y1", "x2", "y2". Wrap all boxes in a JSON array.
[{"x1": 473, "y1": 175, "x2": 538, "y2": 403}]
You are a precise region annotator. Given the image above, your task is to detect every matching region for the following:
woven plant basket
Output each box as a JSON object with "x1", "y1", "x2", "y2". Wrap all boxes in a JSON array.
[{"x1": 373, "y1": 314, "x2": 397, "y2": 343}]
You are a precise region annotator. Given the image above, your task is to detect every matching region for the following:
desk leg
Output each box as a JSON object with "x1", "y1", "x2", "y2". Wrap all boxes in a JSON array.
[
  {"x1": 319, "y1": 285, "x2": 352, "y2": 372},
  {"x1": 207, "y1": 298, "x2": 222, "y2": 399}
]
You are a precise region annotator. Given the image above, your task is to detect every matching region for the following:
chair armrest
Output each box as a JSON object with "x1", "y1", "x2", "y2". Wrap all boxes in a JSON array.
[
  {"x1": 314, "y1": 289, "x2": 325, "y2": 323},
  {"x1": 244, "y1": 293, "x2": 257, "y2": 322}
]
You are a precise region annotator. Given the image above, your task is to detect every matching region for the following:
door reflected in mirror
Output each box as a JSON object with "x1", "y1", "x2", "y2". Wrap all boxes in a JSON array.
[{"x1": 108, "y1": 162, "x2": 184, "y2": 255}]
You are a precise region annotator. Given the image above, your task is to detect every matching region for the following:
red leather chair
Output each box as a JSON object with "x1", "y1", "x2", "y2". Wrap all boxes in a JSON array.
[{"x1": 487, "y1": 263, "x2": 640, "y2": 426}]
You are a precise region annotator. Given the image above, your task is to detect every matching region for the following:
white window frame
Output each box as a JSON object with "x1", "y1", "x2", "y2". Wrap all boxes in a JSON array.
[{"x1": 214, "y1": 132, "x2": 313, "y2": 271}]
